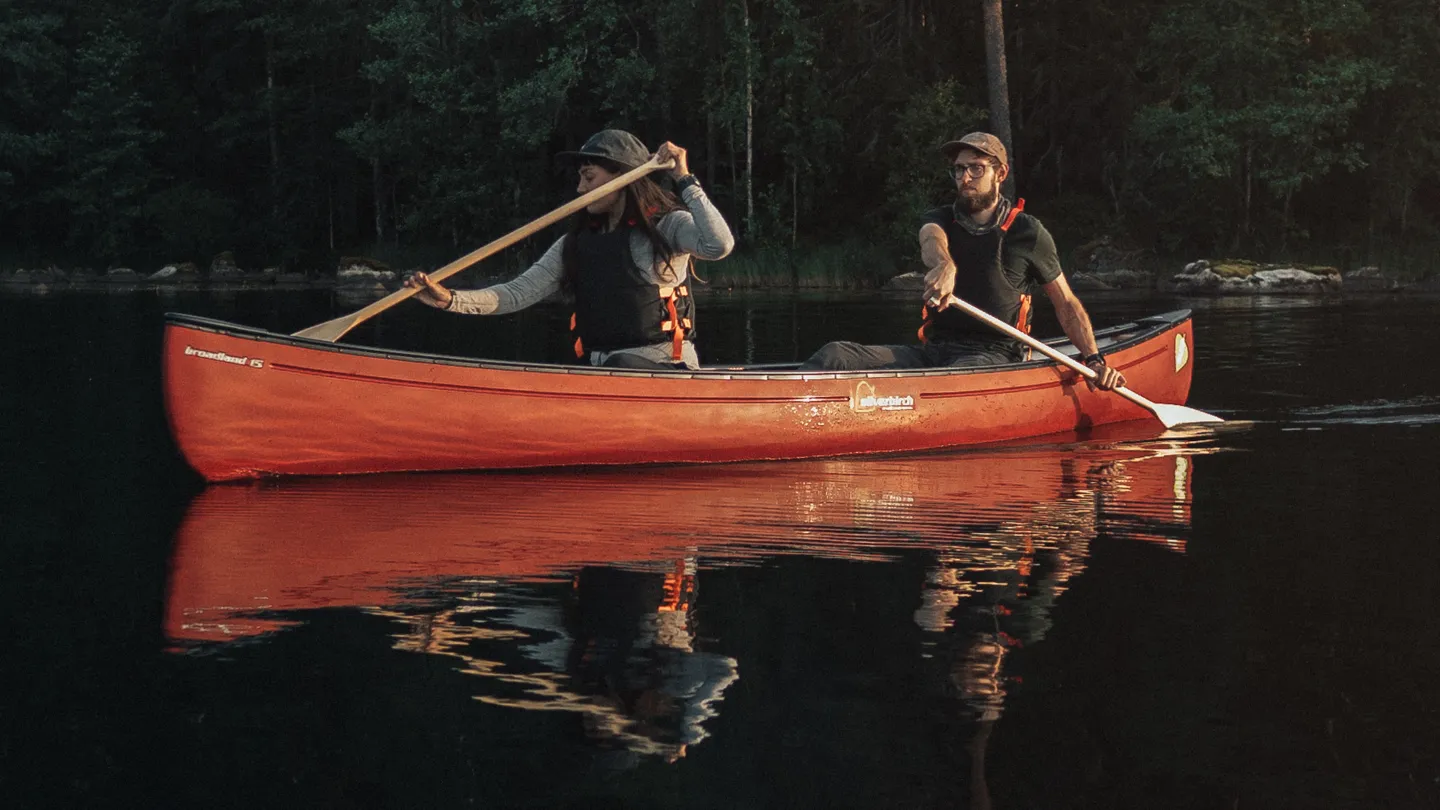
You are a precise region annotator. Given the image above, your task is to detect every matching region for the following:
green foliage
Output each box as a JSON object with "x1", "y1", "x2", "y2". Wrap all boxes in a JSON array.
[
  {"x1": 344, "y1": 0, "x2": 499, "y2": 244},
  {"x1": 145, "y1": 184, "x2": 240, "y2": 260},
  {"x1": 0, "y1": 0, "x2": 1436, "y2": 275},
  {"x1": 884, "y1": 80, "x2": 986, "y2": 257},
  {"x1": 705, "y1": 238, "x2": 898, "y2": 289},
  {"x1": 44, "y1": 22, "x2": 163, "y2": 262},
  {"x1": 0, "y1": 3, "x2": 64, "y2": 239},
  {"x1": 1130, "y1": 0, "x2": 1389, "y2": 253}
]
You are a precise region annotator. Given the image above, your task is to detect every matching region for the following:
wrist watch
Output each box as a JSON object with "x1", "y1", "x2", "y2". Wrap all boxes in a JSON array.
[
  {"x1": 674, "y1": 173, "x2": 700, "y2": 193},
  {"x1": 1082, "y1": 352, "x2": 1105, "y2": 367}
]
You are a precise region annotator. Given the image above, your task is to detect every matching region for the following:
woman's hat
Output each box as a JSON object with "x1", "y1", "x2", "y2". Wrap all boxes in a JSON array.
[{"x1": 557, "y1": 130, "x2": 650, "y2": 170}]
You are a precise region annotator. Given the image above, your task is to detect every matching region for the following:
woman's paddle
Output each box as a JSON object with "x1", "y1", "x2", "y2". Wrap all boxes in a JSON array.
[
  {"x1": 292, "y1": 155, "x2": 676, "y2": 342},
  {"x1": 931, "y1": 294, "x2": 1223, "y2": 428}
]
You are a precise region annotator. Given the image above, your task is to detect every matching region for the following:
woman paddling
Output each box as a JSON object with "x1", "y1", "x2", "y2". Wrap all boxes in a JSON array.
[{"x1": 405, "y1": 130, "x2": 734, "y2": 369}]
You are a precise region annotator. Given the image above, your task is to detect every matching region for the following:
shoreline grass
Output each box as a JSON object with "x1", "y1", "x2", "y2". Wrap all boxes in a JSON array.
[{"x1": 700, "y1": 240, "x2": 905, "y2": 290}]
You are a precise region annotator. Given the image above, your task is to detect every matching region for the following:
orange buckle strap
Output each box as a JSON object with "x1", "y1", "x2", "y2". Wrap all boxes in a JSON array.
[
  {"x1": 662, "y1": 289, "x2": 685, "y2": 360},
  {"x1": 658, "y1": 559, "x2": 696, "y2": 612},
  {"x1": 658, "y1": 571, "x2": 682, "y2": 612},
  {"x1": 1015, "y1": 294, "x2": 1033, "y2": 360},
  {"x1": 570, "y1": 313, "x2": 584, "y2": 358},
  {"x1": 1000, "y1": 197, "x2": 1025, "y2": 232}
]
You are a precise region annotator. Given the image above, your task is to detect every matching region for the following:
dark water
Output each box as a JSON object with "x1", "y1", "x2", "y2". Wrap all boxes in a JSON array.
[{"x1": 3, "y1": 288, "x2": 1440, "y2": 809}]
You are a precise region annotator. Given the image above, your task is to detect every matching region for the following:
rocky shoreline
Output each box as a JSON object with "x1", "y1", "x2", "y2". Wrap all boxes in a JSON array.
[
  {"x1": 884, "y1": 258, "x2": 1436, "y2": 295},
  {"x1": 0, "y1": 255, "x2": 411, "y2": 293},
  {"x1": 6, "y1": 253, "x2": 1436, "y2": 295}
]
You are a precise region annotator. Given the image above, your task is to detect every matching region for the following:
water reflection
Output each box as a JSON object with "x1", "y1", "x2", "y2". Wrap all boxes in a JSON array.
[
  {"x1": 365, "y1": 563, "x2": 736, "y2": 766},
  {"x1": 165, "y1": 423, "x2": 1219, "y2": 769}
]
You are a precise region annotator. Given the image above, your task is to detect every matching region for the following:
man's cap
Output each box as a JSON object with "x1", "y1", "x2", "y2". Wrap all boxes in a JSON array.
[
  {"x1": 557, "y1": 129, "x2": 650, "y2": 170},
  {"x1": 940, "y1": 132, "x2": 1008, "y2": 166}
]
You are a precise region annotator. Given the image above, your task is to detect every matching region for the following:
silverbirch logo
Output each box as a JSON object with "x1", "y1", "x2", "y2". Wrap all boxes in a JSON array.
[{"x1": 852, "y1": 381, "x2": 915, "y2": 413}]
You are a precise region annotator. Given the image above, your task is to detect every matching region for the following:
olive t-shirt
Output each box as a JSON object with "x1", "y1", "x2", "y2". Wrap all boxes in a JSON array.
[{"x1": 923, "y1": 202, "x2": 1065, "y2": 294}]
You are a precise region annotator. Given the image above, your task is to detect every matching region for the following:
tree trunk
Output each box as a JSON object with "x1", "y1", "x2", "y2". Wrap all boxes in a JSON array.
[
  {"x1": 1056, "y1": 146, "x2": 1063, "y2": 197},
  {"x1": 706, "y1": 110, "x2": 716, "y2": 188},
  {"x1": 1281, "y1": 189, "x2": 1293, "y2": 253},
  {"x1": 372, "y1": 156, "x2": 384, "y2": 245},
  {"x1": 729, "y1": 122, "x2": 738, "y2": 195},
  {"x1": 1050, "y1": 6, "x2": 1059, "y2": 196},
  {"x1": 1012, "y1": 15, "x2": 1023, "y2": 185},
  {"x1": 370, "y1": 89, "x2": 384, "y2": 245},
  {"x1": 789, "y1": 168, "x2": 799, "y2": 289},
  {"x1": 1241, "y1": 142, "x2": 1253, "y2": 252},
  {"x1": 743, "y1": 0, "x2": 755, "y2": 237},
  {"x1": 266, "y1": 33, "x2": 280, "y2": 221},
  {"x1": 982, "y1": 0, "x2": 1014, "y2": 198}
]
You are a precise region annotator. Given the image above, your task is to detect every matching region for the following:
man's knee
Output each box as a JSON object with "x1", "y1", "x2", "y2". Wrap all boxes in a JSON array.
[
  {"x1": 799, "y1": 341, "x2": 865, "y2": 371},
  {"x1": 600, "y1": 352, "x2": 678, "y2": 370}
]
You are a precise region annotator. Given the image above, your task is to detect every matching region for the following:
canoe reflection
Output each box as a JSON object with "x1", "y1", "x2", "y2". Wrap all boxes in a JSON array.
[{"x1": 165, "y1": 425, "x2": 1213, "y2": 765}]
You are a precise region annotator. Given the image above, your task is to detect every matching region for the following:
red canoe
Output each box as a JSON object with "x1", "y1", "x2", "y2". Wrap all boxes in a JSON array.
[{"x1": 162, "y1": 309, "x2": 1199, "y2": 481}]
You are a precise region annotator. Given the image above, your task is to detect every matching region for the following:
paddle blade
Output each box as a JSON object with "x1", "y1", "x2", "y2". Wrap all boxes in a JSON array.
[
  {"x1": 292, "y1": 315, "x2": 358, "y2": 342},
  {"x1": 1149, "y1": 402, "x2": 1224, "y2": 429}
]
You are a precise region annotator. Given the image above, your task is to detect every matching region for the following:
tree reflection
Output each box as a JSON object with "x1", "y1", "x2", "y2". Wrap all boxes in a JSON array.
[{"x1": 909, "y1": 449, "x2": 1199, "y2": 804}]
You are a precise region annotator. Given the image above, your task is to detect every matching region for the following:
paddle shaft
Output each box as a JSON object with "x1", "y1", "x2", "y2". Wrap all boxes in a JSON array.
[
  {"x1": 935, "y1": 295, "x2": 1172, "y2": 415},
  {"x1": 293, "y1": 155, "x2": 676, "y2": 341}
]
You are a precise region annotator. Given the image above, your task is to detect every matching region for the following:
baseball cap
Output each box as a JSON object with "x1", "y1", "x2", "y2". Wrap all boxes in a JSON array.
[
  {"x1": 557, "y1": 129, "x2": 650, "y2": 170},
  {"x1": 940, "y1": 132, "x2": 1008, "y2": 166}
]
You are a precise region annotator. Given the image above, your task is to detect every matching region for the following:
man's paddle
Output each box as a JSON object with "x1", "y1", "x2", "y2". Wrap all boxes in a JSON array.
[
  {"x1": 931, "y1": 294, "x2": 1223, "y2": 428},
  {"x1": 292, "y1": 155, "x2": 676, "y2": 342}
]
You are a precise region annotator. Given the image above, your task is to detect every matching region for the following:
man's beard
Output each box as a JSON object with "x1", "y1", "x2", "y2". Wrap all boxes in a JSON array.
[{"x1": 957, "y1": 184, "x2": 999, "y2": 214}]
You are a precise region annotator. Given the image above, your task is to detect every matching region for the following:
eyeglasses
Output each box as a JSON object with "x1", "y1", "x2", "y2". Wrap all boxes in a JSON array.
[{"x1": 949, "y1": 162, "x2": 993, "y2": 180}]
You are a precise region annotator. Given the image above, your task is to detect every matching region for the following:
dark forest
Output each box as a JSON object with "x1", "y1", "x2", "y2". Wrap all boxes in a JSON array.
[{"x1": 2, "y1": 0, "x2": 1436, "y2": 278}]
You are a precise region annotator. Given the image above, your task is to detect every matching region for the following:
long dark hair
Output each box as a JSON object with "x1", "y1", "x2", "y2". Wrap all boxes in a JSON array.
[{"x1": 561, "y1": 158, "x2": 683, "y2": 292}]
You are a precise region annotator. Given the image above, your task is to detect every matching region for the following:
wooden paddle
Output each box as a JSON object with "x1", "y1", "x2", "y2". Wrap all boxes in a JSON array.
[
  {"x1": 931, "y1": 294, "x2": 1224, "y2": 428},
  {"x1": 292, "y1": 155, "x2": 676, "y2": 342}
]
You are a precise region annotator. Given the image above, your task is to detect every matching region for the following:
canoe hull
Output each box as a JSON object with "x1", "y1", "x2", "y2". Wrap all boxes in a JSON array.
[{"x1": 162, "y1": 311, "x2": 1198, "y2": 481}]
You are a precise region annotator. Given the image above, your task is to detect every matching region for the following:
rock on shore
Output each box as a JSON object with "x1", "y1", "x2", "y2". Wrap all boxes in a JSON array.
[{"x1": 1166, "y1": 259, "x2": 1342, "y2": 294}]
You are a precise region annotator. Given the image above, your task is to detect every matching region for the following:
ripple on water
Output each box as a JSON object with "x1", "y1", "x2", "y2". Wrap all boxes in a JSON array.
[{"x1": 1290, "y1": 396, "x2": 1440, "y2": 427}]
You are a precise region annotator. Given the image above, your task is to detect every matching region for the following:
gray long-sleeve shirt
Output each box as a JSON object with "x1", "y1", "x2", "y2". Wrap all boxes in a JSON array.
[
  {"x1": 448, "y1": 181, "x2": 733, "y2": 317},
  {"x1": 447, "y1": 183, "x2": 733, "y2": 369}
]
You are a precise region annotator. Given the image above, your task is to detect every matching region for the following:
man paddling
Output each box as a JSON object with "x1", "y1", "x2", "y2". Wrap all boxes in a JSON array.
[{"x1": 798, "y1": 132, "x2": 1125, "y2": 390}]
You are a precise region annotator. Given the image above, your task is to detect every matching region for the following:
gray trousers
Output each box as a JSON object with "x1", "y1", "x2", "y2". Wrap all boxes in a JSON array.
[{"x1": 798, "y1": 339, "x2": 1024, "y2": 371}]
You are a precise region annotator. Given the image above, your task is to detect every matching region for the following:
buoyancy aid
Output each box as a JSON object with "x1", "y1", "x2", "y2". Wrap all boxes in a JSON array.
[
  {"x1": 569, "y1": 222, "x2": 695, "y2": 361},
  {"x1": 918, "y1": 198, "x2": 1033, "y2": 344}
]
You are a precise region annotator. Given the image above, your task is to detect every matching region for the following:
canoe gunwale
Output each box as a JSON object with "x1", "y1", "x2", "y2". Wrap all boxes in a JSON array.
[{"x1": 163, "y1": 309, "x2": 1192, "y2": 380}]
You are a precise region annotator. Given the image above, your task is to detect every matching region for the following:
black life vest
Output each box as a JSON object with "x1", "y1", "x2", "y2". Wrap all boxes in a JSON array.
[
  {"x1": 918, "y1": 198, "x2": 1034, "y2": 344},
  {"x1": 568, "y1": 222, "x2": 695, "y2": 361}
]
